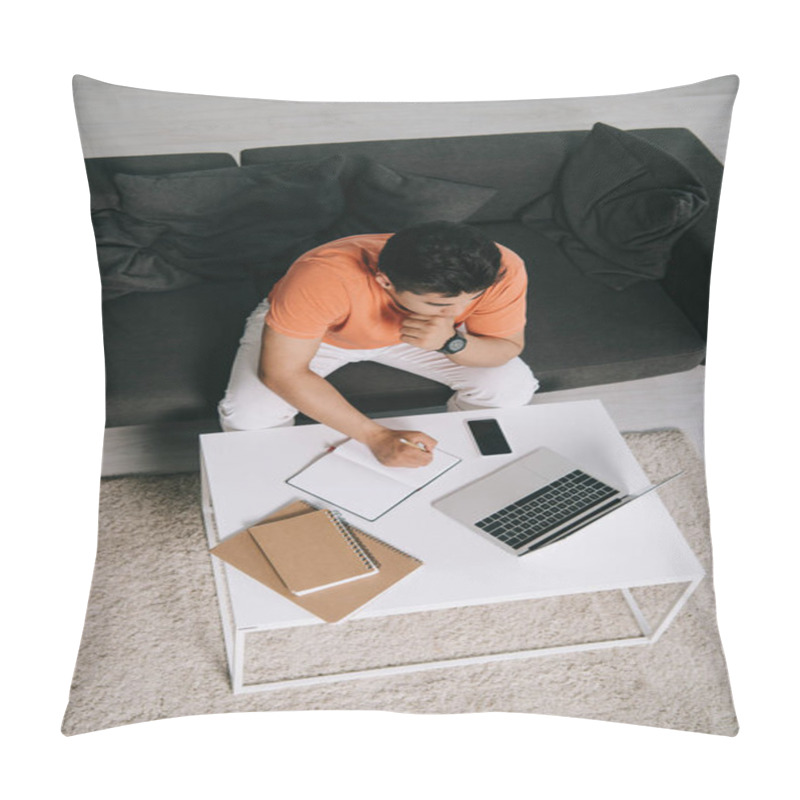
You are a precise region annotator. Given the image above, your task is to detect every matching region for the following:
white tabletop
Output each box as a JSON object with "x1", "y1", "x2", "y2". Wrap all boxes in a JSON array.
[{"x1": 201, "y1": 400, "x2": 704, "y2": 630}]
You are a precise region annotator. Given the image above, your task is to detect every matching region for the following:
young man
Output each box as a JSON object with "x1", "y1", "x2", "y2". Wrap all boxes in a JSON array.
[{"x1": 218, "y1": 221, "x2": 538, "y2": 468}]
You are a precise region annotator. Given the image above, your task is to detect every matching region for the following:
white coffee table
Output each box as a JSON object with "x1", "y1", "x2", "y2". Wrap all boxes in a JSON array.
[{"x1": 200, "y1": 400, "x2": 704, "y2": 694}]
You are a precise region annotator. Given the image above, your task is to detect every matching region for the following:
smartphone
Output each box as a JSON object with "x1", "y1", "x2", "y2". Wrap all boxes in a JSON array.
[{"x1": 466, "y1": 418, "x2": 512, "y2": 455}]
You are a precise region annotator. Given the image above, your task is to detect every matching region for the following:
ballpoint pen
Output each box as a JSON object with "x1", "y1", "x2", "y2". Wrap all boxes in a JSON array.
[{"x1": 399, "y1": 437, "x2": 429, "y2": 452}]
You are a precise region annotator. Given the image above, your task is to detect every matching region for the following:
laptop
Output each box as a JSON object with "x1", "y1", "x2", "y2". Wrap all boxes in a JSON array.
[{"x1": 433, "y1": 447, "x2": 680, "y2": 556}]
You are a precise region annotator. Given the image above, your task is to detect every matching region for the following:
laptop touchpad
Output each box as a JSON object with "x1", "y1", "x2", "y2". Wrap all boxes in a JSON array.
[{"x1": 518, "y1": 449, "x2": 572, "y2": 482}]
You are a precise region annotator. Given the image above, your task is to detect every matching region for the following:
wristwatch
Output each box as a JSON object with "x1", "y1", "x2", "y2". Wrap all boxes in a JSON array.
[{"x1": 439, "y1": 330, "x2": 468, "y2": 354}]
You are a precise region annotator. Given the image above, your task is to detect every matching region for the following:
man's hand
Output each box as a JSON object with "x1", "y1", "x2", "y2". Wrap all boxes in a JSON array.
[
  {"x1": 363, "y1": 427, "x2": 439, "y2": 468},
  {"x1": 399, "y1": 314, "x2": 456, "y2": 351},
  {"x1": 259, "y1": 327, "x2": 440, "y2": 468}
]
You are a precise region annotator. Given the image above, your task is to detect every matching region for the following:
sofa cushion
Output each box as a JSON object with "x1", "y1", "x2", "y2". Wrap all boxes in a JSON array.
[
  {"x1": 113, "y1": 157, "x2": 347, "y2": 233},
  {"x1": 321, "y1": 362, "x2": 453, "y2": 417},
  {"x1": 92, "y1": 210, "x2": 203, "y2": 300},
  {"x1": 102, "y1": 279, "x2": 264, "y2": 427},
  {"x1": 84, "y1": 152, "x2": 238, "y2": 212},
  {"x1": 247, "y1": 157, "x2": 497, "y2": 296},
  {"x1": 521, "y1": 123, "x2": 709, "y2": 290},
  {"x1": 475, "y1": 222, "x2": 706, "y2": 389},
  {"x1": 241, "y1": 133, "x2": 574, "y2": 223},
  {"x1": 97, "y1": 156, "x2": 348, "y2": 298},
  {"x1": 327, "y1": 157, "x2": 496, "y2": 237}
]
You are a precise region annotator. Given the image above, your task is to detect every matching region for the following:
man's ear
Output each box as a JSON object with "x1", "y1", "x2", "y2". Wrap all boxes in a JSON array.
[{"x1": 374, "y1": 271, "x2": 394, "y2": 291}]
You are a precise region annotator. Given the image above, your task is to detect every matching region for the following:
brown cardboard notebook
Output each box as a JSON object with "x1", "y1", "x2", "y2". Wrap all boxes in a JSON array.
[
  {"x1": 210, "y1": 501, "x2": 423, "y2": 623},
  {"x1": 249, "y1": 509, "x2": 378, "y2": 596}
]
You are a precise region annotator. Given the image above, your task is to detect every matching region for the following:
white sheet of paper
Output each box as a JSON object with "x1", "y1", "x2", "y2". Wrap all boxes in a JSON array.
[
  {"x1": 287, "y1": 439, "x2": 461, "y2": 520},
  {"x1": 334, "y1": 438, "x2": 460, "y2": 488}
]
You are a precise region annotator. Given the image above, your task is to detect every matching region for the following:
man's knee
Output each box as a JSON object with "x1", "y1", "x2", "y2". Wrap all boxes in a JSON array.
[
  {"x1": 217, "y1": 392, "x2": 297, "y2": 432},
  {"x1": 487, "y1": 359, "x2": 539, "y2": 406},
  {"x1": 451, "y1": 359, "x2": 538, "y2": 410}
]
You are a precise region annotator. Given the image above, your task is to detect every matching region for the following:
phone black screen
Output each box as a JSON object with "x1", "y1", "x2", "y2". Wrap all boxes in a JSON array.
[{"x1": 466, "y1": 418, "x2": 512, "y2": 455}]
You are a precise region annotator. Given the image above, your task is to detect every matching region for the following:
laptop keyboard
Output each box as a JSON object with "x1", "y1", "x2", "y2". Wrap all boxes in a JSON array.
[{"x1": 474, "y1": 470, "x2": 618, "y2": 550}]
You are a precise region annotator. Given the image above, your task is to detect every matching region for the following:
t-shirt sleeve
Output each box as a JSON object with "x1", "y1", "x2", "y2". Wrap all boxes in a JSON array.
[
  {"x1": 266, "y1": 259, "x2": 352, "y2": 339},
  {"x1": 464, "y1": 248, "x2": 528, "y2": 338}
]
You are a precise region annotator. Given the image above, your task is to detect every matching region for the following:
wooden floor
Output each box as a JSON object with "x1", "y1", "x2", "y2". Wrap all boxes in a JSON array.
[{"x1": 100, "y1": 366, "x2": 705, "y2": 477}]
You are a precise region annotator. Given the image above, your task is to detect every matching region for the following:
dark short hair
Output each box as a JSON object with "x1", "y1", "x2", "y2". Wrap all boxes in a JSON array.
[{"x1": 377, "y1": 221, "x2": 502, "y2": 295}]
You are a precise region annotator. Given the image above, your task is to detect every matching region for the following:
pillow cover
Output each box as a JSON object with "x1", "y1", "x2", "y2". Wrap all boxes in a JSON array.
[
  {"x1": 97, "y1": 156, "x2": 348, "y2": 297},
  {"x1": 92, "y1": 209, "x2": 202, "y2": 299},
  {"x1": 329, "y1": 157, "x2": 497, "y2": 236},
  {"x1": 68, "y1": 74, "x2": 739, "y2": 739},
  {"x1": 521, "y1": 122, "x2": 709, "y2": 290}
]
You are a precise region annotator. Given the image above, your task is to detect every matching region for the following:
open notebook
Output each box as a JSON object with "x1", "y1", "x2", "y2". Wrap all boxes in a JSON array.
[{"x1": 287, "y1": 438, "x2": 461, "y2": 520}]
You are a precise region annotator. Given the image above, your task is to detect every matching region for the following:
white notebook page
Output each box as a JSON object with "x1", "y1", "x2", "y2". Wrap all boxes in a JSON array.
[{"x1": 287, "y1": 439, "x2": 460, "y2": 520}]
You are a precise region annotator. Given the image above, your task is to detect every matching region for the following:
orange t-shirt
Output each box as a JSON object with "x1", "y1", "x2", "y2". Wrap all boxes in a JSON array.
[{"x1": 266, "y1": 233, "x2": 528, "y2": 349}]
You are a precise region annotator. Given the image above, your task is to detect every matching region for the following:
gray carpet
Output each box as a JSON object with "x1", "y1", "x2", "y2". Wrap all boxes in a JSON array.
[{"x1": 62, "y1": 429, "x2": 737, "y2": 736}]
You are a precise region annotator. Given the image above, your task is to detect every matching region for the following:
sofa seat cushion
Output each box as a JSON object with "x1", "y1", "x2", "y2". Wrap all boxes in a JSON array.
[
  {"x1": 103, "y1": 280, "x2": 263, "y2": 427},
  {"x1": 475, "y1": 223, "x2": 706, "y2": 391},
  {"x1": 322, "y1": 362, "x2": 453, "y2": 416}
]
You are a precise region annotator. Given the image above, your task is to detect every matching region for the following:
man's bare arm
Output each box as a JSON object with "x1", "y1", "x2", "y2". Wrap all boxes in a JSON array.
[
  {"x1": 447, "y1": 329, "x2": 524, "y2": 367},
  {"x1": 259, "y1": 325, "x2": 437, "y2": 467},
  {"x1": 399, "y1": 315, "x2": 525, "y2": 366}
]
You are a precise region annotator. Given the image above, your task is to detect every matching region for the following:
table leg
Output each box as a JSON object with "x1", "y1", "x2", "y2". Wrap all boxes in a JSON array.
[
  {"x1": 232, "y1": 629, "x2": 246, "y2": 693},
  {"x1": 622, "y1": 578, "x2": 703, "y2": 643},
  {"x1": 228, "y1": 579, "x2": 705, "y2": 694}
]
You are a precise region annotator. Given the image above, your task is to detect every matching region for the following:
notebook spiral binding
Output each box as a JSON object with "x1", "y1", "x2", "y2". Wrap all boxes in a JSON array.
[
  {"x1": 324, "y1": 510, "x2": 378, "y2": 572},
  {"x1": 355, "y1": 527, "x2": 420, "y2": 562},
  {"x1": 299, "y1": 501, "x2": 419, "y2": 565}
]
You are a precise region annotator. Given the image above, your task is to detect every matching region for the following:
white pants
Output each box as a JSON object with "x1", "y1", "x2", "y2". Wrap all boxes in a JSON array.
[{"x1": 218, "y1": 299, "x2": 539, "y2": 432}]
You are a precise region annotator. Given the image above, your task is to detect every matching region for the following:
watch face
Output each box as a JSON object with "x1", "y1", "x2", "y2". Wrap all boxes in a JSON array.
[{"x1": 444, "y1": 334, "x2": 467, "y2": 353}]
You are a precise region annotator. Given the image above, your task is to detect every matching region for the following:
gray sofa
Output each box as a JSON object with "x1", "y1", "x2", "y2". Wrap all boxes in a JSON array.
[{"x1": 87, "y1": 123, "x2": 722, "y2": 464}]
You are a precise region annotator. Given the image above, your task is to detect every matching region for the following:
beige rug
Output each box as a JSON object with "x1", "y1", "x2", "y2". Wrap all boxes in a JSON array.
[{"x1": 62, "y1": 429, "x2": 737, "y2": 736}]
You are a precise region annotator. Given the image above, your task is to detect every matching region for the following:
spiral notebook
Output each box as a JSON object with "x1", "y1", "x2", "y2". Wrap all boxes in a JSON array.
[
  {"x1": 249, "y1": 509, "x2": 378, "y2": 595},
  {"x1": 210, "y1": 500, "x2": 423, "y2": 622}
]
